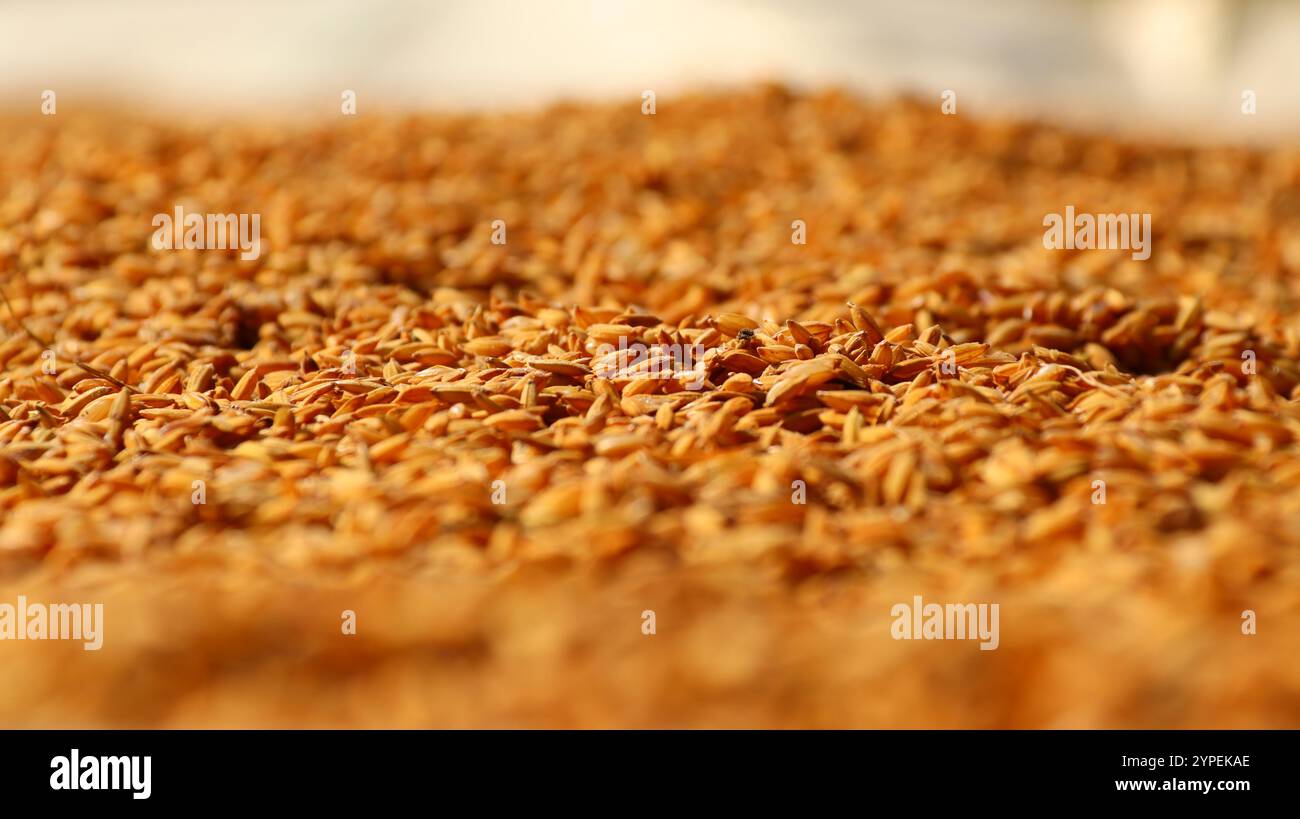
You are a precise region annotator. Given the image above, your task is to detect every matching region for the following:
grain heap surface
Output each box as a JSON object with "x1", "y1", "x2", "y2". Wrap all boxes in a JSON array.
[{"x1": 1, "y1": 88, "x2": 1299, "y2": 727}]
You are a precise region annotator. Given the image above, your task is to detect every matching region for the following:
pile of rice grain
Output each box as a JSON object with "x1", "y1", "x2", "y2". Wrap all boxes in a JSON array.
[{"x1": 1, "y1": 88, "x2": 1299, "y2": 727}]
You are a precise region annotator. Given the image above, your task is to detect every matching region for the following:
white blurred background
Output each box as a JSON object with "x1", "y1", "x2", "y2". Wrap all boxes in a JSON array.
[{"x1": 0, "y1": 0, "x2": 1297, "y2": 140}]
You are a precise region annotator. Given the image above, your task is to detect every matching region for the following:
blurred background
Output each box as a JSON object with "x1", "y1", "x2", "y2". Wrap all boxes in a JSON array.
[{"x1": 0, "y1": 0, "x2": 1297, "y2": 140}]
